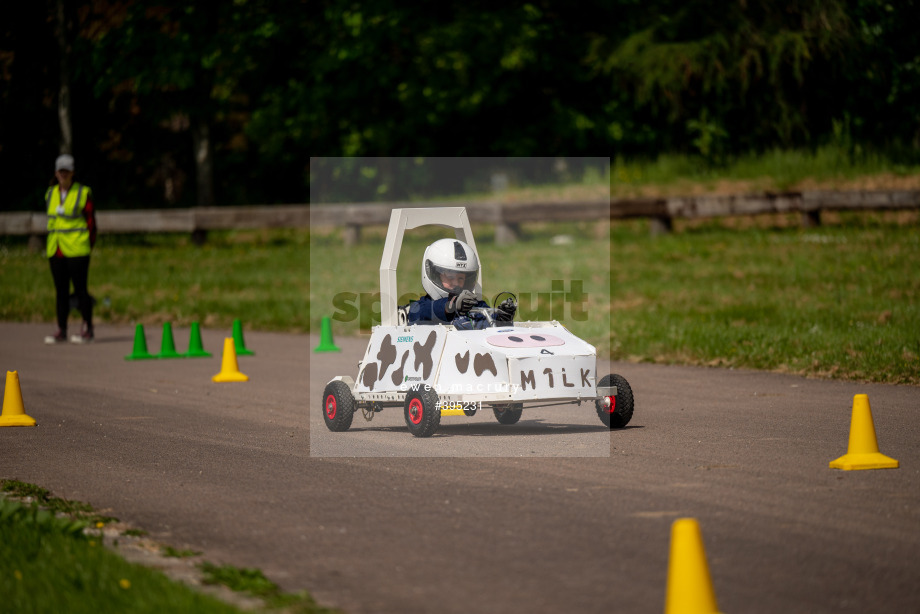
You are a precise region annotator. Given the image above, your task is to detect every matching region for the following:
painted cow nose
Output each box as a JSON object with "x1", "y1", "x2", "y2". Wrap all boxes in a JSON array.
[{"x1": 486, "y1": 333, "x2": 566, "y2": 348}]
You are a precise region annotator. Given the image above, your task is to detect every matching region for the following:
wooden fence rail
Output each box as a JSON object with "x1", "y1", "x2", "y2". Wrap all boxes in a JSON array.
[{"x1": 2, "y1": 190, "x2": 917, "y2": 247}]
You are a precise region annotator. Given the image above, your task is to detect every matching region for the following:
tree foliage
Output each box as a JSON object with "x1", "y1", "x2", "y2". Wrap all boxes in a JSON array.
[
  {"x1": 588, "y1": 0, "x2": 855, "y2": 152},
  {"x1": 0, "y1": 0, "x2": 916, "y2": 210}
]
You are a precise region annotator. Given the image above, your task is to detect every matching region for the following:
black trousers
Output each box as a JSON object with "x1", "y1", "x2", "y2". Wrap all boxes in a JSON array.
[{"x1": 49, "y1": 255, "x2": 92, "y2": 333}]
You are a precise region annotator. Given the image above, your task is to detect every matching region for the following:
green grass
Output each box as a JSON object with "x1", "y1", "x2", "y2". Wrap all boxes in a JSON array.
[
  {"x1": 2, "y1": 206, "x2": 918, "y2": 384},
  {"x1": 1, "y1": 480, "x2": 116, "y2": 526},
  {"x1": 121, "y1": 528, "x2": 148, "y2": 537},
  {"x1": 308, "y1": 214, "x2": 919, "y2": 384},
  {"x1": 198, "y1": 563, "x2": 338, "y2": 613},
  {"x1": 0, "y1": 480, "x2": 338, "y2": 614},
  {"x1": 161, "y1": 545, "x2": 202, "y2": 558},
  {"x1": 0, "y1": 496, "x2": 244, "y2": 614},
  {"x1": 609, "y1": 213, "x2": 920, "y2": 383},
  {"x1": 0, "y1": 229, "x2": 310, "y2": 333},
  {"x1": 610, "y1": 146, "x2": 920, "y2": 196}
]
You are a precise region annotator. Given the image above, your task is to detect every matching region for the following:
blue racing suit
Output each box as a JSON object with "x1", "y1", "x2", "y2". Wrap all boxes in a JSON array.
[{"x1": 406, "y1": 294, "x2": 493, "y2": 330}]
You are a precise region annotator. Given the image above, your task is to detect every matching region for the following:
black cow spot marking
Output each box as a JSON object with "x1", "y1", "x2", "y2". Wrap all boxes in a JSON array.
[
  {"x1": 455, "y1": 351, "x2": 470, "y2": 374},
  {"x1": 376, "y1": 335, "x2": 397, "y2": 381},
  {"x1": 474, "y1": 353, "x2": 497, "y2": 377},
  {"x1": 361, "y1": 363, "x2": 378, "y2": 390},
  {"x1": 391, "y1": 351, "x2": 410, "y2": 386},
  {"x1": 413, "y1": 331, "x2": 437, "y2": 379}
]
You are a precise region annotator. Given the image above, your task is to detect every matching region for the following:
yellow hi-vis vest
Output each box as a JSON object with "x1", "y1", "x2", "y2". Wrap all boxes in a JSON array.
[{"x1": 46, "y1": 182, "x2": 92, "y2": 258}]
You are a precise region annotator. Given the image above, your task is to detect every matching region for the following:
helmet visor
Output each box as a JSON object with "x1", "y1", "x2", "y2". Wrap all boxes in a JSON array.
[{"x1": 425, "y1": 261, "x2": 478, "y2": 296}]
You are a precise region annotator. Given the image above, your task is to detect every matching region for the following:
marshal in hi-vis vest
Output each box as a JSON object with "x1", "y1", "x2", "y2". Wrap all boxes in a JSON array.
[{"x1": 46, "y1": 182, "x2": 92, "y2": 258}]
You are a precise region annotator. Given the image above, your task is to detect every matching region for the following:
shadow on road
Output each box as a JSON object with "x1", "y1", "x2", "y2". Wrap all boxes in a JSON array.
[{"x1": 347, "y1": 419, "x2": 644, "y2": 437}]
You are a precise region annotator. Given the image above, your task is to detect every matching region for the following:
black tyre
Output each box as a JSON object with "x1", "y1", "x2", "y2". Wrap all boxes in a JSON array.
[
  {"x1": 596, "y1": 374, "x2": 634, "y2": 429},
  {"x1": 492, "y1": 403, "x2": 523, "y2": 425},
  {"x1": 404, "y1": 385, "x2": 441, "y2": 438},
  {"x1": 322, "y1": 380, "x2": 356, "y2": 432}
]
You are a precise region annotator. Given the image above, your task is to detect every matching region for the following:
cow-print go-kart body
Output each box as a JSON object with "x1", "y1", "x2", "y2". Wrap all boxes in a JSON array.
[{"x1": 321, "y1": 207, "x2": 634, "y2": 437}]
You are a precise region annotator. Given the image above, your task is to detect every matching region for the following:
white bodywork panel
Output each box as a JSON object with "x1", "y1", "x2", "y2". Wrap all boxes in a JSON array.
[
  {"x1": 353, "y1": 321, "x2": 598, "y2": 403},
  {"x1": 354, "y1": 326, "x2": 450, "y2": 401}
]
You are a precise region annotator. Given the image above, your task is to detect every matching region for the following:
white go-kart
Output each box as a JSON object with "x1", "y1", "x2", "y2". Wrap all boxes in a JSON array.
[{"x1": 321, "y1": 207, "x2": 634, "y2": 437}]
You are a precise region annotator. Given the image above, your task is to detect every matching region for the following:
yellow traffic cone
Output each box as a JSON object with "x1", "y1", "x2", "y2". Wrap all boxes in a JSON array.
[
  {"x1": 665, "y1": 518, "x2": 720, "y2": 614},
  {"x1": 829, "y1": 394, "x2": 898, "y2": 470},
  {"x1": 0, "y1": 371, "x2": 37, "y2": 427},
  {"x1": 212, "y1": 338, "x2": 249, "y2": 383}
]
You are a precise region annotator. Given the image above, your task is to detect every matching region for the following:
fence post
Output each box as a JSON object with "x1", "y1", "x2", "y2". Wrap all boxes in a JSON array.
[
  {"x1": 191, "y1": 228, "x2": 208, "y2": 245},
  {"x1": 27, "y1": 234, "x2": 44, "y2": 253},
  {"x1": 801, "y1": 209, "x2": 821, "y2": 228},
  {"x1": 343, "y1": 223, "x2": 361, "y2": 247},
  {"x1": 649, "y1": 216, "x2": 673, "y2": 236},
  {"x1": 495, "y1": 221, "x2": 520, "y2": 244}
]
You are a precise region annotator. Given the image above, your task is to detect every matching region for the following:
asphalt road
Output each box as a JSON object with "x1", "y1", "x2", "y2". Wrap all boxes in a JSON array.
[{"x1": 1, "y1": 322, "x2": 918, "y2": 613}]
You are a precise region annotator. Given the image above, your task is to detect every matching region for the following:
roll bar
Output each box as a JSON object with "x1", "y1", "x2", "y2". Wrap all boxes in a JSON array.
[{"x1": 379, "y1": 207, "x2": 482, "y2": 327}]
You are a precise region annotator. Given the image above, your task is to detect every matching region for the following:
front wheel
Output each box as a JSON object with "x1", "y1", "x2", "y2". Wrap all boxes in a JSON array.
[
  {"x1": 492, "y1": 403, "x2": 523, "y2": 425},
  {"x1": 404, "y1": 386, "x2": 441, "y2": 438},
  {"x1": 322, "y1": 380, "x2": 356, "y2": 432},
  {"x1": 596, "y1": 374, "x2": 634, "y2": 429}
]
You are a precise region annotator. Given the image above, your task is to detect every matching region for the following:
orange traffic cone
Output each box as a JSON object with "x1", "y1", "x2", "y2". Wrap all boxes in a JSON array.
[
  {"x1": 829, "y1": 394, "x2": 898, "y2": 470},
  {"x1": 212, "y1": 338, "x2": 249, "y2": 382},
  {"x1": 664, "y1": 518, "x2": 720, "y2": 614},
  {"x1": 0, "y1": 371, "x2": 37, "y2": 427}
]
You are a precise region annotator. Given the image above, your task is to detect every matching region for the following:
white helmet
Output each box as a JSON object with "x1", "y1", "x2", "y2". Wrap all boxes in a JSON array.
[{"x1": 421, "y1": 238, "x2": 480, "y2": 299}]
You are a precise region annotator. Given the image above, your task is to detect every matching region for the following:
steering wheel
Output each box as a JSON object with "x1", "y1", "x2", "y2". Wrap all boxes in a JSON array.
[
  {"x1": 492, "y1": 291, "x2": 517, "y2": 310},
  {"x1": 468, "y1": 292, "x2": 517, "y2": 327}
]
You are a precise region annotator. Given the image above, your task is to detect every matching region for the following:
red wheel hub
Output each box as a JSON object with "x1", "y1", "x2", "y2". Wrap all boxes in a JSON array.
[
  {"x1": 606, "y1": 396, "x2": 616, "y2": 414},
  {"x1": 408, "y1": 398, "x2": 424, "y2": 425},
  {"x1": 325, "y1": 394, "x2": 337, "y2": 419}
]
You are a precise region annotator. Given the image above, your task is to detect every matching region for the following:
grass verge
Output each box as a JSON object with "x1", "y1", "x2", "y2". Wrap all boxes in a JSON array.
[
  {"x1": 0, "y1": 497, "x2": 242, "y2": 614},
  {"x1": 1, "y1": 479, "x2": 116, "y2": 526},
  {"x1": 198, "y1": 562, "x2": 337, "y2": 613},
  {"x1": 0, "y1": 480, "x2": 337, "y2": 614}
]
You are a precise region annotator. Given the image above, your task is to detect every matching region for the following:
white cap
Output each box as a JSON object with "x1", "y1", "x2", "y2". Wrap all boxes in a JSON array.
[{"x1": 55, "y1": 154, "x2": 75, "y2": 172}]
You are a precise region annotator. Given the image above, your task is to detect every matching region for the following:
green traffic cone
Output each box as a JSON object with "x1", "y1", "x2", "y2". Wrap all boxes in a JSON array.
[
  {"x1": 232, "y1": 319, "x2": 254, "y2": 356},
  {"x1": 156, "y1": 322, "x2": 183, "y2": 359},
  {"x1": 125, "y1": 324, "x2": 156, "y2": 360},
  {"x1": 184, "y1": 322, "x2": 212, "y2": 358},
  {"x1": 314, "y1": 316, "x2": 341, "y2": 352}
]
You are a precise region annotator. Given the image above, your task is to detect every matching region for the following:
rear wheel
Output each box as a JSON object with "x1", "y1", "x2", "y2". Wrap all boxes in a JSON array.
[
  {"x1": 322, "y1": 380, "x2": 356, "y2": 432},
  {"x1": 492, "y1": 403, "x2": 523, "y2": 425},
  {"x1": 404, "y1": 386, "x2": 441, "y2": 437},
  {"x1": 596, "y1": 374, "x2": 634, "y2": 429}
]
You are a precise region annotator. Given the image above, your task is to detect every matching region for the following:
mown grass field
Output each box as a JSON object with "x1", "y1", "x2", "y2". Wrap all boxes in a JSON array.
[
  {"x1": 609, "y1": 213, "x2": 919, "y2": 383},
  {"x1": 608, "y1": 145, "x2": 920, "y2": 197},
  {"x1": 1, "y1": 210, "x2": 917, "y2": 384}
]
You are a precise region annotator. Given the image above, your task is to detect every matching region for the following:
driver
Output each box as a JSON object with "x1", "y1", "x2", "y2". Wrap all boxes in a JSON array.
[{"x1": 407, "y1": 238, "x2": 515, "y2": 329}]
